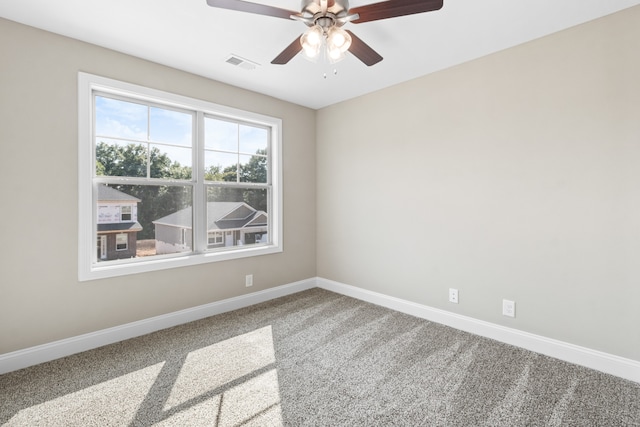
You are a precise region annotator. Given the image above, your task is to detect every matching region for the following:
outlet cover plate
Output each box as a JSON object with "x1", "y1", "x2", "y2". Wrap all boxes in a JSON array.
[
  {"x1": 449, "y1": 288, "x2": 459, "y2": 304},
  {"x1": 502, "y1": 299, "x2": 515, "y2": 317}
]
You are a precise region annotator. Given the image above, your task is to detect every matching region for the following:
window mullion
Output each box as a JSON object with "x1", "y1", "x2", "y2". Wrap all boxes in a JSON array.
[
  {"x1": 146, "y1": 106, "x2": 151, "y2": 179},
  {"x1": 236, "y1": 124, "x2": 241, "y2": 183},
  {"x1": 193, "y1": 111, "x2": 206, "y2": 253}
]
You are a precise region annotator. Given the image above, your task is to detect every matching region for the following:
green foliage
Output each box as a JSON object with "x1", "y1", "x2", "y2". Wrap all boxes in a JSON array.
[
  {"x1": 204, "y1": 165, "x2": 222, "y2": 181},
  {"x1": 96, "y1": 142, "x2": 192, "y2": 179},
  {"x1": 238, "y1": 149, "x2": 267, "y2": 184}
]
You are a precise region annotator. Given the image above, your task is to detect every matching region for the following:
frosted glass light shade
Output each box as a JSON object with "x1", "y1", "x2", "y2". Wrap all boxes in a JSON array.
[
  {"x1": 327, "y1": 27, "x2": 351, "y2": 53},
  {"x1": 326, "y1": 26, "x2": 351, "y2": 63},
  {"x1": 301, "y1": 25, "x2": 323, "y2": 59}
]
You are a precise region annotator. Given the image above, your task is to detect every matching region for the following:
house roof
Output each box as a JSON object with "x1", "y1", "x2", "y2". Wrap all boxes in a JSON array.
[
  {"x1": 98, "y1": 185, "x2": 141, "y2": 203},
  {"x1": 153, "y1": 202, "x2": 267, "y2": 231},
  {"x1": 98, "y1": 222, "x2": 143, "y2": 233}
]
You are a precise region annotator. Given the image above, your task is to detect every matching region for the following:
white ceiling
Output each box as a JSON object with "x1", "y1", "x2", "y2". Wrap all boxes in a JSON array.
[{"x1": 1, "y1": 0, "x2": 639, "y2": 109}]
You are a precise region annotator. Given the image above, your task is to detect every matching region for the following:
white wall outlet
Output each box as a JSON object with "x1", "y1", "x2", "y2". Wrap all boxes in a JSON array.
[
  {"x1": 449, "y1": 288, "x2": 459, "y2": 304},
  {"x1": 502, "y1": 299, "x2": 515, "y2": 317},
  {"x1": 245, "y1": 274, "x2": 253, "y2": 287}
]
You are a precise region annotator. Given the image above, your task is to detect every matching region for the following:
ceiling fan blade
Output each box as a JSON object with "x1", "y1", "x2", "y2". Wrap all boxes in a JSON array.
[
  {"x1": 350, "y1": 0, "x2": 443, "y2": 24},
  {"x1": 346, "y1": 30, "x2": 383, "y2": 66},
  {"x1": 206, "y1": 0, "x2": 298, "y2": 20},
  {"x1": 271, "y1": 36, "x2": 303, "y2": 65}
]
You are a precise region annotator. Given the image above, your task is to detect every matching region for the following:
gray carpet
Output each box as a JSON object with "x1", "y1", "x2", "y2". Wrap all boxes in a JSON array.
[{"x1": 1, "y1": 288, "x2": 639, "y2": 426}]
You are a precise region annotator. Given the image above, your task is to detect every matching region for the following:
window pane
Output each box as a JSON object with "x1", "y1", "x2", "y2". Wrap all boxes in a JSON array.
[
  {"x1": 95, "y1": 141, "x2": 192, "y2": 180},
  {"x1": 239, "y1": 125, "x2": 268, "y2": 155},
  {"x1": 149, "y1": 144, "x2": 192, "y2": 179},
  {"x1": 149, "y1": 107, "x2": 193, "y2": 147},
  {"x1": 206, "y1": 186, "x2": 268, "y2": 248},
  {"x1": 205, "y1": 117, "x2": 238, "y2": 151},
  {"x1": 239, "y1": 154, "x2": 267, "y2": 183},
  {"x1": 95, "y1": 139, "x2": 148, "y2": 178},
  {"x1": 204, "y1": 151, "x2": 238, "y2": 182},
  {"x1": 96, "y1": 184, "x2": 193, "y2": 262},
  {"x1": 95, "y1": 96, "x2": 148, "y2": 140}
]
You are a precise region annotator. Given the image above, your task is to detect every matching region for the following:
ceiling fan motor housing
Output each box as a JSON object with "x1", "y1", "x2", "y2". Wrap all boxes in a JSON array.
[{"x1": 301, "y1": 0, "x2": 350, "y2": 21}]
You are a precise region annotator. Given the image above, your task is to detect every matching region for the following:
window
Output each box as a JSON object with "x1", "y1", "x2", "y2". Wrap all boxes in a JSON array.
[
  {"x1": 115, "y1": 233, "x2": 128, "y2": 251},
  {"x1": 78, "y1": 73, "x2": 282, "y2": 281},
  {"x1": 121, "y1": 206, "x2": 132, "y2": 222},
  {"x1": 208, "y1": 232, "x2": 223, "y2": 245}
]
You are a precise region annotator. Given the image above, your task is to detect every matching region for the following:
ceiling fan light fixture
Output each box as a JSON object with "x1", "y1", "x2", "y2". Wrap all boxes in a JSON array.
[
  {"x1": 327, "y1": 46, "x2": 346, "y2": 63},
  {"x1": 302, "y1": 25, "x2": 323, "y2": 48},
  {"x1": 300, "y1": 24, "x2": 323, "y2": 59},
  {"x1": 326, "y1": 26, "x2": 351, "y2": 63},
  {"x1": 327, "y1": 26, "x2": 351, "y2": 52}
]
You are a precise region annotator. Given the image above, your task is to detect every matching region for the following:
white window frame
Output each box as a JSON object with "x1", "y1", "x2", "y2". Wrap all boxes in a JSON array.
[{"x1": 78, "y1": 73, "x2": 283, "y2": 281}]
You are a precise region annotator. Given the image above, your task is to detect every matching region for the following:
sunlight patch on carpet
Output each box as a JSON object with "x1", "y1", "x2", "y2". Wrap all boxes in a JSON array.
[
  {"x1": 6, "y1": 362, "x2": 165, "y2": 426},
  {"x1": 162, "y1": 325, "x2": 282, "y2": 426}
]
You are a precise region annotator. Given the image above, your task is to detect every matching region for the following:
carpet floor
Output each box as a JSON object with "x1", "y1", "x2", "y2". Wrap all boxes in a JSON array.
[{"x1": 1, "y1": 288, "x2": 639, "y2": 426}]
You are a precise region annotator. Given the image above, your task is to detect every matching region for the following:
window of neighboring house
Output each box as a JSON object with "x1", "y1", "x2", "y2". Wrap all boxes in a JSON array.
[
  {"x1": 208, "y1": 232, "x2": 223, "y2": 245},
  {"x1": 115, "y1": 233, "x2": 128, "y2": 251},
  {"x1": 121, "y1": 206, "x2": 132, "y2": 222},
  {"x1": 78, "y1": 73, "x2": 282, "y2": 281}
]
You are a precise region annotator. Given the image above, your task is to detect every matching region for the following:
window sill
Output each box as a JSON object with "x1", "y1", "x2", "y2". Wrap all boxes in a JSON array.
[{"x1": 79, "y1": 244, "x2": 282, "y2": 282}]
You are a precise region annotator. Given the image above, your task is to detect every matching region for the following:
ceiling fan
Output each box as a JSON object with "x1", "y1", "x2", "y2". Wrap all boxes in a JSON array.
[{"x1": 206, "y1": 0, "x2": 444, "y2": 66}]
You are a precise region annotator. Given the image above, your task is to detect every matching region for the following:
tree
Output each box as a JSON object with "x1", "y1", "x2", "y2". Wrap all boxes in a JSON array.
[
  {"x1": 238, "y1": 149, "x2": 267, "y2": 184},
  {"x1": 96, "y1": 142, "x2": 191, "y2": 179}
]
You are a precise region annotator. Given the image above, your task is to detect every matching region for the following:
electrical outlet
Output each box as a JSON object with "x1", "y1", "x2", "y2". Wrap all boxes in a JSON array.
[
  {"x1": 449, "y1": 288, "x2": 459, "y2": 304},
  {"x1": 502, "y1": 299, "x2": 515, "y2": 317},
  {"x1": 245, "y1": 274, "x2": 253, "y2": 287}
]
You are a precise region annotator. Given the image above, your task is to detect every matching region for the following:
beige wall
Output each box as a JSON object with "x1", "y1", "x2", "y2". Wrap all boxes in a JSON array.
[
  {"x1": 0, "y1": 18, "x2": 316, "y2": 354},
  {"x1": 317, "y1": 7, "x2": 640, "y2": 361}
]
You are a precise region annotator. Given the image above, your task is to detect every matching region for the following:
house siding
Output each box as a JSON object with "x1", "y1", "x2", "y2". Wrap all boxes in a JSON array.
[
  {"x1": 99, "y1": 232, "x2": 137, "y2": 260},
  {"x1": 155, "y1": 225, "x2": 192, "y2": 254}
]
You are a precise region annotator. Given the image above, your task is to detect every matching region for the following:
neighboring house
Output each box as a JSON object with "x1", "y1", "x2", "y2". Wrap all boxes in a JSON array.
[
  {"x1": 153, "y1": 202, "x2": 268, "y2": 255},
  {"x1": 96, "y1": 185, "x2": 143, "y2": 261}
]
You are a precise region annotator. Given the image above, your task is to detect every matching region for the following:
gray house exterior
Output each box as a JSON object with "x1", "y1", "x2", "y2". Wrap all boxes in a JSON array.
[
  {"x1": 152, "y1": 202, "x2": 268, "y2": 255},
  {"x1": 96, "y1": 185, "x2": 143, "y2": 261}
]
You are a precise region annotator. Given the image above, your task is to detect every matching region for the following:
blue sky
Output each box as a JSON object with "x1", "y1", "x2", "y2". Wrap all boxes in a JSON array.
[{"x1": 95, "y1": 95, "x2": 268, "y2": 173}]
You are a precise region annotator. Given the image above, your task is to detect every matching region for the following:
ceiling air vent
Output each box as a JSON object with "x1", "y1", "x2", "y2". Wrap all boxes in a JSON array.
[{"x1": 225, "y1": 55, "x2": 260, "y2": 70}]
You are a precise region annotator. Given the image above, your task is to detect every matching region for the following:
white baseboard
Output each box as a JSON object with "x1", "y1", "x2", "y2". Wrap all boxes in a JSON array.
[
  {"x1": 317, "y1": 277, "x2": 640, "y2": 384},
  {"x1": 0, "y1": 278, "x2": 316, "y2": 375},
  {"x1": 3, "y1": 277, "x2": 638, "y2": 384}
]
